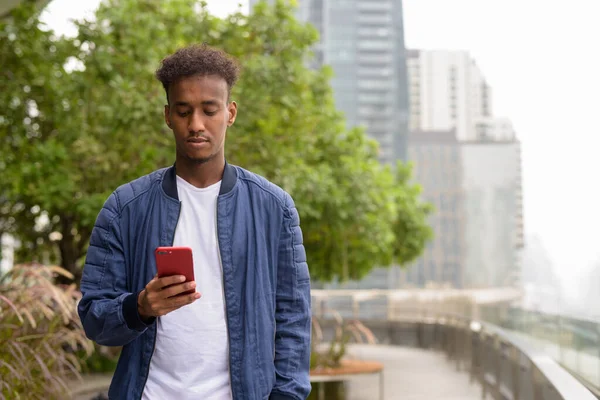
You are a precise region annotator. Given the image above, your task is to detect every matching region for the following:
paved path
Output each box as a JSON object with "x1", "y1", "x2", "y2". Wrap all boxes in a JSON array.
[
  {"x1": 344, "y1": 344, "x2": 490, "y2": 400},
  {"x1": 71, "y1": 345, "x2": 488, "y2": 400}
]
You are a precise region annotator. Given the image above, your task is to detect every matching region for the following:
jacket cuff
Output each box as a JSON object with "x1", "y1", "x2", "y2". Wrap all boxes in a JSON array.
[
  {"x1": 122, "y1": 291, "x2": 155, "y2": 331},
  {"x1": 270, "y1": 392, "x2": 298, "y2": 400}
]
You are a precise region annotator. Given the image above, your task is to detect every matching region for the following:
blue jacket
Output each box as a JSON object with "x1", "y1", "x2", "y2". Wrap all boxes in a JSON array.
[{"x1": 78, "y1": 163, "x2": 312, "y2": 400}]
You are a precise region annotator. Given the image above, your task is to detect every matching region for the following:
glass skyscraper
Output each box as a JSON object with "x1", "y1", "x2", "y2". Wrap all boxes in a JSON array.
[{"x1": 251, "y1": 0, "x2": 410, "y2": 163}]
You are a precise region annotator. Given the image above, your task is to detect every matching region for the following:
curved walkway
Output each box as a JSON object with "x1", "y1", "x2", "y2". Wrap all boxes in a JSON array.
[
  {"x1": 345, "y1": 344, "x2": 490, "y2": 400},
  {"x1": 72, "y1": 345, "x2": 489, "y2": 400}
]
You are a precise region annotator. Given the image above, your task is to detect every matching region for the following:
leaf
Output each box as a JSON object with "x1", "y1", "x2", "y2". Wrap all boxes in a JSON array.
[
  {"x1": 0, "y1": 264, "x2": 88, "y2": 397},
  {"x1": 0, "y1": 295, "x2": 24, "y2": 324}
]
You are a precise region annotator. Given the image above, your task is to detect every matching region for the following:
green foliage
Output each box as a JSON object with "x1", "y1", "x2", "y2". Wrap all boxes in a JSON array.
[
  {"x1": 79, "y1": 344, "x2": 120, "y2": 374},
  {"x1": 0, "y1": 0, "x2": 432, "y2": 283},
  {"x1": 310, "y1": 312, "x2": 376, "y2": 370},
  {"x1": 392, "y1": 162, "x2": 435, "y2": 266},
  {"x1": 0, "y1": 263, "x2": 93, "y2": 399}
]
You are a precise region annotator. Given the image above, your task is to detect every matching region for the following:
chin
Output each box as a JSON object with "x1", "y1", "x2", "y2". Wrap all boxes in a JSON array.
[{"x1": 186, "y1": 153, "x2": 214, "y2": 165}]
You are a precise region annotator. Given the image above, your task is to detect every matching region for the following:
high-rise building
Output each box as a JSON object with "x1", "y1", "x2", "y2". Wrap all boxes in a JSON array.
[
  {"x1": 475, "y1": 116, "x2": 517, "y2": 142},
  {"x1": 401, "y1": 129, "x2": 466, "y2": 288},
  {"x1": 401, "y1": 133, "x2": 524, "y2": 289},
  {"x1": 407, "y1": 49, "x2": 494, "y2": 142},
  {"x1": 403, "y1": 49, "x2": 524, "y2": 289},
  {"x1": 460, "y1": 139, "x2": 524, "y2": 287},
  {"x1": 251, "y1": 0, "x2": 410, "y2": 163}
]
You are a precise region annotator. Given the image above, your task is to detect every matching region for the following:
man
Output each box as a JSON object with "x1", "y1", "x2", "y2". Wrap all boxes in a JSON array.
[{"x1": 78, "y1": 44, "x2": 312, "y2": 400}]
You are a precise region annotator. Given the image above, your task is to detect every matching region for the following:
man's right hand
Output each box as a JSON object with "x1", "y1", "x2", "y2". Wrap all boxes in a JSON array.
[{"x1": 137, "y1": 275, "x2": 201, "y2": 321}]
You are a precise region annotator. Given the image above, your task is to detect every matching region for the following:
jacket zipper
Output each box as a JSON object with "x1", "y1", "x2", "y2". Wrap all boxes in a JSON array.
[
  {"x1": 215, "y1": 199, "x2": 234, "y2": 399},
  {"x1": 138, "y1": 201, "x2": 181, "y2": 400}
]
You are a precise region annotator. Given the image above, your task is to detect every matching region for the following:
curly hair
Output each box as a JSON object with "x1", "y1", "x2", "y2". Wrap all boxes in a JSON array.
[{"x1": 155, "y1": 44, "x2": 240, "y2": 102}]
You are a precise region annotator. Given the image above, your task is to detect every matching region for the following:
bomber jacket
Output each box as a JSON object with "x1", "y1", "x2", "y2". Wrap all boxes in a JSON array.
[{"x1": 78, "y1": 163, "x2": 312, "y2": 400}]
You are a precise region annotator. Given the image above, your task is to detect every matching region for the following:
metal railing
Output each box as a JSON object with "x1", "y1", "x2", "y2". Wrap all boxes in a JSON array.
[
  {"x1": 480, "y1": 305, "x2": 600, "y2": 394},
  {"x1": 311, "y1": 291, "x2": 598, "y2": 400}
]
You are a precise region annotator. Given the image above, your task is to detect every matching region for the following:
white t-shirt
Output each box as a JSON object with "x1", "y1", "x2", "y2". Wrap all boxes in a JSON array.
[{"x1": 142, "y1": 176, "x2": 232, "y2": 400}]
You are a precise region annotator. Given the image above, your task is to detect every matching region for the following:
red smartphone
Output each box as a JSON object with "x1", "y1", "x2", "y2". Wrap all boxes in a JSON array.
[{"x1": 155, "y1": 246, "x2": 195, "y2": 296}]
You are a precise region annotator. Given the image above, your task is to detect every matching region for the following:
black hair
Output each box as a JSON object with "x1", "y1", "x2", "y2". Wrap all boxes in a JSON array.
[{"x1": 155, "y1": 43, "x2": 240, "y2": 101}]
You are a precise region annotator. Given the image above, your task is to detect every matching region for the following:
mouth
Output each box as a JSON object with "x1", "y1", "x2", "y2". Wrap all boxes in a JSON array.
[
  {"x1": 187, "y1": 137, "x2": 209, "y2": 144},
  {"x1": 187, "y1": 137, "x2": 210, "y2": 148}
]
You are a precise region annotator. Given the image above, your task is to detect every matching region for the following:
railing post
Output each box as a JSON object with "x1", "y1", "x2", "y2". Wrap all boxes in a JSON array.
[
  {"x1": 352, "y1": 296, "x2": 359, "y2": 319},
  {"x1": 386, "y1": 294, "x2": 394, "y2": 321},
  {"x1": 455, "y1": 322, "x2": 462, "y2": 371},
  {"x1": 597, "y1": 321, "x2": 600, "y2": 394},
  {"x1": 481, "y1": 332, "x2": 488, "y2": 400},
  {"x1": 493, "y1": 336, "x2": 501, "y2": 399},
  {"x1": 317, "y1": 298, "x2": 324, "y2": 319},
  {"x1": 532, "y1": 367, "x2": 542, "y2": 400},
  {"x1": 511, "y1": 346, "x2": 520, "y2": 400},
  {"x1": 379, "y1": 369, "x2": 385, "y2": 400}
]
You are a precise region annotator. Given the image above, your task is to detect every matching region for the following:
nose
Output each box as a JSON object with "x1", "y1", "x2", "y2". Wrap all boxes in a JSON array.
[{"x1": 188, "y1": 110, "x2": 206, "y2": 133}]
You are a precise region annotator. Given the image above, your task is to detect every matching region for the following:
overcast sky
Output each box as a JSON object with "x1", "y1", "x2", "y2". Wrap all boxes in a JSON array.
[{"x1": 41, "y1": 0, "x2": 600, "y2": 296}]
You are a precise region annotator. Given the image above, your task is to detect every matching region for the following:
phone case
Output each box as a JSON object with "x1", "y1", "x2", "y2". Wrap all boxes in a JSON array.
[{"x1": 155, "y1": 246, "x2": 195, "y2": 295}]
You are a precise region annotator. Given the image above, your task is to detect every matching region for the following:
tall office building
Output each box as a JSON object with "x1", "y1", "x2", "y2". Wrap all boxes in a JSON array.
[
  {"x1": 251, "y1": 0, "x2": 410, "y2": 163},
  {"x1": 461, "y1": 139, "x2": 524, "y2": 287},
  {"x1": 404, "y1": 49, "x2": 525, "y2": 289},
  {"x1": 402, "y1": 132, "x2": 523, "y2": 289},
  {"x1": 402, "y1": 129, "x2": 466, "y2": 288},
  {"x1": 407, "y1": 49, "x2": 494, "y2": 142}
]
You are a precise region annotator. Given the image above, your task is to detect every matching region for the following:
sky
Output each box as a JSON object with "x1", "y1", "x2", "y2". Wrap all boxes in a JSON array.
[{"x1": 40, "y1": 0, "x2": 600, "y2": 297}]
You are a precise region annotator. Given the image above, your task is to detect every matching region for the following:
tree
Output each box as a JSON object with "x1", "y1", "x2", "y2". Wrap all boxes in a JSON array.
[
  {"x1": 1, "y1": 1, "x2": 77, "y2": 270},
  {"x1": 0, "y1": 0, "x2": 432, "y2": 283}
]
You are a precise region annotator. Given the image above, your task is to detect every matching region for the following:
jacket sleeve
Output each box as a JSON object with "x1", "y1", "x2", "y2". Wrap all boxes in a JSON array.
[
  {"x1": 77, "y1": 192, "x2": 154, "y2": 347},
  {"x1": 270, "y1": 194, "x2": 312, "y2": 400}
]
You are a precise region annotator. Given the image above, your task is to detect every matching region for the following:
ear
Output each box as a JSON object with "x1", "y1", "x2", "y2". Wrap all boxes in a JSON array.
[
  {"x1": 164, "y1": 104, "x2": 171, "y2": 129},
  {"x1": 227, "y1": 101, "x2": 237, "y2": 127}
]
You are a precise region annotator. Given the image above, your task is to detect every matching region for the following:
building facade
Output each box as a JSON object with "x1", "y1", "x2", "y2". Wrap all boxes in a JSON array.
[
  {"x1": 252, "y1": 0, "x2": 410, "y2": 163},
  {"x1": 401, "y1": 129, "x2": 466, "y2": 288},
  {"x1": 404, "y1": 49, "x2": 524, "y2": 289},
  {"x1": 460, "y1": 139, "x2": 524, "y2": 287},
  {"x1": 400, "y1": 135, "x2": 523, "y2": 289},
  {"x1": 407, "y1": 49, "x2": 493, "y2": 142}
]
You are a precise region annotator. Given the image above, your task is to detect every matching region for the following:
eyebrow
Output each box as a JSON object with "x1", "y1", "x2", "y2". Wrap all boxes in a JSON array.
[{"x1": 174, "y1": 100, "x2": 220, "y2": 107}]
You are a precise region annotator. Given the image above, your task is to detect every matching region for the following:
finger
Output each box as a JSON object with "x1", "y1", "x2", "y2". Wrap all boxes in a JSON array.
[
  {"x1": 161, "y1": 281, "x2": 197, "y2": 299},
  {"x1": 144, "y1": 274, "x2": 163, "y2": 291},
  {"x1": 164, "y1": 292, "x2": 201, "y2": 312},
  {"x1": 156, "y1": 275, "x2": 187, "y2": 290}
]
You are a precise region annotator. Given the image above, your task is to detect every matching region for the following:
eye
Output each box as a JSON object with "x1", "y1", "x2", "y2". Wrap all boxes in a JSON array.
[
  {"x1": 205, "y1": 110, "x2": 218, "y2": 116},
  {"x1": 177, "y1": 111, "x2": 191, "y2": 117}
]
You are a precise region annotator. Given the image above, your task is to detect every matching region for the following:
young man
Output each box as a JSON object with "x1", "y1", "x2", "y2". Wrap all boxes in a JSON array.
[{"x1": 78, "y1": 44, "x2": 312, "y2": 400}]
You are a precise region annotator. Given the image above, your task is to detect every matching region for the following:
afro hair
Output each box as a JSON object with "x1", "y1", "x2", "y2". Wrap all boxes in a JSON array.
[{"x1": 155, "y1": 43, "x2": 240, "y2": 102}]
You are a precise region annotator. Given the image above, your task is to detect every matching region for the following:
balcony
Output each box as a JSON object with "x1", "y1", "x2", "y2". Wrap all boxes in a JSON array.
[
  {"x1": 310, "y1": 289, "x2": 599, "y2": 400},
  {"x1": 68, "y1": 290, "x2": 598, "y2": 400}
]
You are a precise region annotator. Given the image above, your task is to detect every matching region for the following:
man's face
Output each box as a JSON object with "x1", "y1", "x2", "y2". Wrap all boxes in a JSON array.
[{"x1": 165, "y1": 74, "x2": 237, "y2": 165}]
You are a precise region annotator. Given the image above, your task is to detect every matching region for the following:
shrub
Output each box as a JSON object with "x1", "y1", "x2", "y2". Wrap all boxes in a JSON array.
[
  {"x1": 310, "y1": 310, "x2": 377, "y2": 370},
  {"x1": 80, "y1": 344, "x2": 120, "y2": 374},
  {"x1": 0, "y1": 263, "x2": 93, "y2": 399}
]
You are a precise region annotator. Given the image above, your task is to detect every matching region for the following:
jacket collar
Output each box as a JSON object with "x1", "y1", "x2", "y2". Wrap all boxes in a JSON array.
[{"x1": 162, "y1": 161, "x2": 237, "y2": 200}]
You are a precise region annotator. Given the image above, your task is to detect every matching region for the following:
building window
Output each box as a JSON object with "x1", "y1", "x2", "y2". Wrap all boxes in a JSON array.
[
  {"x1": 358, "y1": 40, "x2": 392, "y2": 50},
  {"x1": 359, "y1": 67, "x2": 392, "y2": 77},
  {"x1": 357, "y1": 2, "x2": 393, "y2": 12},
  {"x1": 358, "y1": 27, "x2": 390, "y2": 37},
  {"x1": 358, "y1": 80, "x2": 389, "y2": 90}
]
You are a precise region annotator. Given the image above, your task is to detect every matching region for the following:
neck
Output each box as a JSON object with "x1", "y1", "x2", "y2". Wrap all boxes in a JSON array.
[{"x1": 176, "y1": 155, "x2": 225, "y2": 188}]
